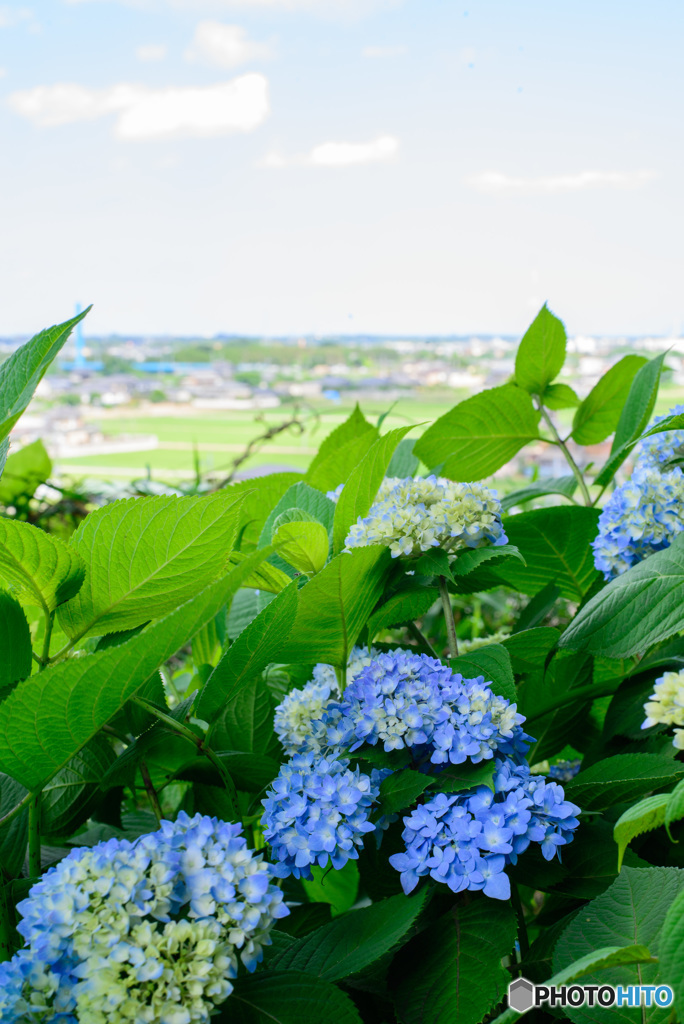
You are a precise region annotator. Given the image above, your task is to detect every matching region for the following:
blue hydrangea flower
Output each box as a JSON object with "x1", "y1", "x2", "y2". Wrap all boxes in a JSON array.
[
  {"x1": 389, "y1": 758, "x2": 580, "y2": 900},
  {"x1": 635, "y1": 405, "x2": 684, "y2": 469},
  {"x1": 548, "y1": 759, "x2": 582, "y2": 782},
  {"x1": 592, "y1": 464, "x2": 684, "y2": 579},
  {"x1": 261, "y1": 752, "x2": 386, "y2": 879},
  {"x1": 343, "y1": 476, "x2": 507, "y2": 559},
  {"x1": 319, "y1": 649, "x2": 531, "y2": 766},
  {"x1": 2, "y1": 813, "x2": 288, "y2": 1024}
]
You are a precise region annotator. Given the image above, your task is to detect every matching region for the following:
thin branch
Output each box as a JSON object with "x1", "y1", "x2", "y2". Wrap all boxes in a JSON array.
[
  {"x1": 140, "y1": 761, "x2": 163, "y2": 825},
  {"x1": 536, "y1": 401, "x2": 592, "y2": 505},
  {"x1": 438, "y1": 576, "x2": 459, "y2": 658}
]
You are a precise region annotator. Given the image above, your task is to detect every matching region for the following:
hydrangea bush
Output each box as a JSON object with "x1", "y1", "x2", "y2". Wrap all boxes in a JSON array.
[{"x1": 1, "y1": 306, "x2": 684, "y2": 1024}]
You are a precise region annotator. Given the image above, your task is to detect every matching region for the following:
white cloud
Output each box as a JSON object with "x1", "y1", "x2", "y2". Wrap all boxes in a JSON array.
[
  {"x1": 8, "y1": 74, "x2": 270, "y2": 140},
  {"x1": 362, "y1": 44, "x2": 407, "y2": 58},
  {"x1": 186, "y1": 21, "x2": 271, "y2": 68},
  {"x1": 136, "y1": 43, "x2": 167, "y2": 62},
  {"x1": 468, "y1": 170, "x2": 658, "y2": 193},
  {"x1": 261, "y1": 133, "x2": 399, "y2": 168},
  {"x1": 0, "y1": 6, "x2": 32, "y2": 27}
]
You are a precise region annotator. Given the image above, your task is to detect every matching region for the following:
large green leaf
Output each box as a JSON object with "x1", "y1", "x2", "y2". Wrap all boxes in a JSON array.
[
  {"x1": 414, "y1": 384, "x2": 540, "y2": 481},
  {"x1": 572, "y1": 354, "x2": 648, "y2": 445},
  {"x1": 198, "y1": 582, "x2": 298, "y2": 724},
  {"x1": 0, "y1": 440, "x2": 52, "y2": 507},
  {"x1": 332, "y1": 424, "x2": 416, "y2": 553},
  {"x1": 59, "y1": 491, "x2": 246, "y2": 641},
  {"x1": 0, "y1": 552, "x2": 266, "y2": 792},
  {"x1": 210, "y1": 680, "x2": 279, "y2": 757},
  {"x1": 553, "y1": 866, "x2": 684, "y2": 1024},
  {"x1": 564, "y1": 754, "x2": 684, "y2": 811},
  {"x1": 367, "y1": 583, "x2": 439, "y2": 636},
  {"x1": 305, "y1": 404, "x2": 378, "y2": 493},
  {"x1": 41, "y1": 738, "x2": 115, "y2": 838},
  {"x1": 659, "y1": 888, "x2": 684, "y2": 1019},
  {"x1": 0, "y1": 439, "x2": 8, "y2": 482},
  {"x1": 273, "y1": 521, "x2": 330, "y2": 576},
  {"x1": 378, "y1": 769, "x2": 433, "y2": 814},
  {"x1": 500, "y1": 476, "x2": 577, "y2": 512},
  {"x1": 268, "y1": 891, "x2": 425, "y2": 981},
  {"x1": 259, "y1": 482, "x2": 336, "y2": 549},
  {"x1": 0, "y1": 519, "x2": 85, "y2": 614},
  {"x1": 450, "y1": 644, "x2": 516, "y2": 703},
  {"x1": 493, "y1": 507, "x2": 601, "y2": 601},
  {"x1": 560, "y1": 534, "x2": 684, "y2": 658},
  {"x1": 0, "y1": 591, "x2": 32, "y2": 702},
  {"x1": 514, "y1": 304, "x2": 567, "y2": 394},
  {"x1": 224, "y1": 472, "x2": 303, "y2": 551},
  {"x1": 595, "y1": 352, "x2": 666, "y2": 486},
  {"x1": 0, "y1": 773, "x2": 28, "y2": 877},
  {"x1": 393, "y1": 899, "x2": 517, "y2": 1024},
  {"x1": 302, "y1": 860, "x2": 359, "y2": 916},
  {"x1": 276, "y1": 546, "x2": 392, "y2": 668},
  {"x1": 0, "y1": 308, "x2": 90, "y2": 443},
  {"x1": 613, "y1": 794, "x2": 670, "y2": 871},
  {"x1": 223, "y1": 971, "x2": 362, "y2": 1024},
  {"x1": 502, "y1": 627, "x2": 560, "y2": 673}
]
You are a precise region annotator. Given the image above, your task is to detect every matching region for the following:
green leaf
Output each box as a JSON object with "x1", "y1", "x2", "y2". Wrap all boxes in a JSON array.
[
  {"x1": 224, "y1": 971, "x2": 362, "y2": 1024},
  {"x1": 332, "y1": 424, "x2": 416, "y2": 553},
  {"x1": 0, "y1": 519, "x2": 85, "y2": 614},
  {"x1": 564, "y1": 754, "x2": 684, "y2": 811},
  {"x1": 0, "y1": 773, "x2": 28, "y2": 877},
  {"x1": 393, "y1": 899, "x2": 517, "y2": 1024},
  {"x1": 553, "y1": 866, "x2": 684, "y2": 1024},
  {"x1": 450, "y1": 544, "x2": 525, "y2": 577},
  {"x1": 192, "y1": 609, "x2": 227, "y2": 668},
  {"x1": 0, "y1": 439, "x2": 9, "y2": 482},
  {"x1": 59, "y1": 491, "x2": 246, "y2": 641},
  {"x1": 302, "y1": 860, "x2": 359, "y2": 917},
  {"x1": 413, "y1": 548, "x2": 451, "y2": 578},
  {"x1": 594, "y1": 352, "x2": 666, "y2": 486},
  {"x1": 665, "y1": 778, "x2": 684, "y2": 839},
  {"x1": 0, "y1": 440, "x2": 52, "y2": 507},
  {"x1": 0, "y1": 591, "x2": 32, "y2": 702},
  {"x1": 210, "y1": 679, "x2": 279, "y2": 757},
  {"x1": 273, "y1": 521, "x2": 330, "y2": 576},
  {"x1": 614, "y1": 794, "x2": 670, "y2": 871},
  {"x1": 277, "y1": 547, "x2": 392, "y2": 668},
  {"x1": 0, "y1": 308, "x2": 90, "y2": 443},
  {"x1": 429, "y1": 759, "x2": 497, "y2": 794},
  {"x1": 305, "y1": 404, "x2": 378, "y2": 493},
  {"x1": 560, "y1": 534, "x2": 684, "y2": 658},
  {"x1": 572, "y1": 354, "x2": 649, "y2": 445},
  {"x1": 259, "y1": 483, "x2": 336, "y2": 549},
  {"x1": 269, "y1": 890, "x2": 425, "y2": 981},
  {"x1": 514, "y1": 581, "x2": 561, "y2": 632},
  {"x1": 450, "y1": 644, "x2": 517, "y2": 703},
  {"x1": 543, "y1": 382, "x2": 579, "y2": 409},
  {"x1": 500, "y1": 476, "x2": 577, "y2": 512},
  {"x1": 0, "y1": 550, "x2": 267, "y2": 792},
  {"x1": 414, "y1": 384, "x2": 540, "y2": 481},
  {"x1": 223, "y1": 472, "x2": 303, "y2": 552},
  {"x1": 386, "y1": 437, "x2": 419, "y2": 478},
  {"x1": 367, "y1": 583, "x2": 439, "y2": 636},
  {"x1": 227, "y1": 551, "x2": 292, "y2": 594},
  {"x1": 378, "y1": 769, "x2": 433, "y2": 814},
  {"x1": 494, "y1": 507, "x2": 601, "y2": 601},
  {"x1": 515, "y1": 304, "x2": 567, "y2": 394},
  {"x1": 659, "y1": 887, "x2": 684, "y2": 1018},
  {"x1": 41, "y1": 738, "x2": 115, "y2": 838},
  {"x1": 197, "y1": 582, "x2": 298, "y2": 724},
  {"x1": 502, "y1": 627, "x2": 560, "y2": 673}
]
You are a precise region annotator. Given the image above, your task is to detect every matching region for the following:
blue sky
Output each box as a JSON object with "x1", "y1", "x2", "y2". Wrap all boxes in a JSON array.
[{"x1": 1, "y1": 0, "x2": 682, "y2": 337}]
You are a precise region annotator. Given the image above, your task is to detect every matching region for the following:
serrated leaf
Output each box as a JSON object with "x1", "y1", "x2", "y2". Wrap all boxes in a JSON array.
[
  {"x1": 429, "y1": 759, "x2": 497, "y2": 794},
  {"x1": 59, "y1": 491, "x2": 246, "y2": 641},
  {"x1": 393, "y1": 899, "x2": 517, "y2": 1024},
  {"x1": 515, "y1": 304, "x2": 567, "y2": 394},
  {"x1": 560, "y1": 533, "x2": 684, "y2": 658},
  {"x1": 502, "y1": 627, "x2": 560, "y2": 673},
  {"x1": 0, "y1": 440, "x2": 52, "y2": 507},
  {"x1": 665, "y1": 778, "x2": 684, "y2": 839},
  {"x1": 268, "y1": 890, "x2": 425, "y2": 981},
  {"x1": 0, "y1": 308, "x2": 90, "y2": 443},
  {"x1": 272, "y1": 508, "x2": 318, "y2": 529},
  {"x1": 0, "y1": 591, "x2": 32, "y2": 702},
  {"x1": 0, "y1": 550, "x2": 268, "y2": 792},
  {"x1": 614, "y1": 794, "x2": 670, "y2": 871},
  {"x1": 413, "y1": 548, "x2": 451, "y2": 578},
  {"x1": 659, "y1": 887, "x2": 684, "y2": 1017},
  {"x1": 223, "y1": 472, "x2": 303, "y2": 552},
  {"x1": 305, "y1": 404, "x2": 379, "y2": 493},
  {"x1": 41, "y1": 738, "x2": 115, "y2": 838},
  {"x1": 277, "y1": 546, "x2": 392, "y2": 668},
  {"x1": 595, "y1": 352, "x2": 666, "y2": 486},
  {"x1": 500, "y1": 476, "x2": 577, "y2": 512},
  {"x1": 451, "y1": 544, "x2": 525, "y2": 577},
  {"x1": 572, "y1": 354, "x2": 649, "y2": 445},
  {"x1": 450, "y1": 644, "x2": 516, "y2": 703},
  {"x1": 494, "y1": 507, "x2": 601, "y2": 601},
  {"x1": 0, "y1": 519, "x2": 85, "y2": 614},
  {"x1": 564, "y1": 754, "x2": 683, "y2": 811},
  {"x1": 414, "y1": 384, "x2": 540, "y2": 481},
  {"x1": 259, "y1": 483, "x2": 336, "y2": 549},
  {"x1": 198, "y1": 582, "x2": 298, "y2": 724},
  {"x1": 223, "y1": 971, "x2": 362, "y2": 1024},
  {"x1": 333, "y1": 424, "x2": 416, "y2": 553},
  {"x1": 386, "y1": 437, "x2": 419, "y2": 477},
  {"x1": 273, "y1": 521, "x2": 330, "y2": 576},
  {"x1": 378, "y1": 769, "x2": 433, "y2": 814},
  {"x1": 543, "y1": 382, "x2": 579, "y2": 409},
  {"x1": 553, "y1": 866, "x2": 684, "y2": 1024},
  {"x1": 367, "y1": 583, "x2": 439, "y2": 636},
  {"x1": 227, "y1": 551, "x2": 291, "y2": 594}
]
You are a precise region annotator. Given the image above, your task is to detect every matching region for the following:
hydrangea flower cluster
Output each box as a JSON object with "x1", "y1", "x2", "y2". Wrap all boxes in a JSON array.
[
  {"x1": 592, "y1": 464, "x2": 684, "y2": 579},
  {"x1": 635, "y1": 405, "x2": 684, "y2": 469},
  {"x1": 341, "y1": 475, "x2": 507, "y2": 559},
  {"x1": 547, "y1": 759, "x2": 582, "y2": 782},
  {"x1": 389, "y1": 759, "x2": 580, "y2": 900},
  {"x1": 0, "y1": 813, "x2": 288, "y2": 1024},
  {"x1": 273, "y1": 646, "x2": 378, "y2": 756},
  {"x1": 261, "y1": 752, "x2": 385, "y2": 879},
  {"x1": 642, "y1": 669, "x2": 684, "y2": 750}
]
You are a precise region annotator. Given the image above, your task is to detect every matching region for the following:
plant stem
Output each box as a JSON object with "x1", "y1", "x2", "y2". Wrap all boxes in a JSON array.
[
  {"x1": 140, "y1": 761, "x2": 163, "y2": 825},
  {"x1": 334, "y1": 665, "x2": 346, "y2": 691},
  {"x1": 536, "y1": 402, "x2": 592, "y2": 506},
  {"x1": 510, "y1": 879, "x2": 530, "y2": 965},
  {"x1": 525, "y1": 678, "x2": 623, "y2": 724},
  {"x1": 438, "y1": 576, "x2": 459, "y2": 658},
  {"x1": 406, "y1": 621, "x2": 438, "y2": 659},
  {"x1": 40, "y1": 611, "x2": 55, "y2": 668},
  {"x1": 28, "y1": 792, "x2": 42, "y2": 877}
]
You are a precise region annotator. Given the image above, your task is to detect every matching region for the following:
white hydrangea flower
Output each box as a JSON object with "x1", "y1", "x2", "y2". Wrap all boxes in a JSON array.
[
  {"x1": 458, "y1": 631, "x2": 511, "y2": 654},
  {"x1": 642, "y1": 670, "x2": 684, "y2": 732}
]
